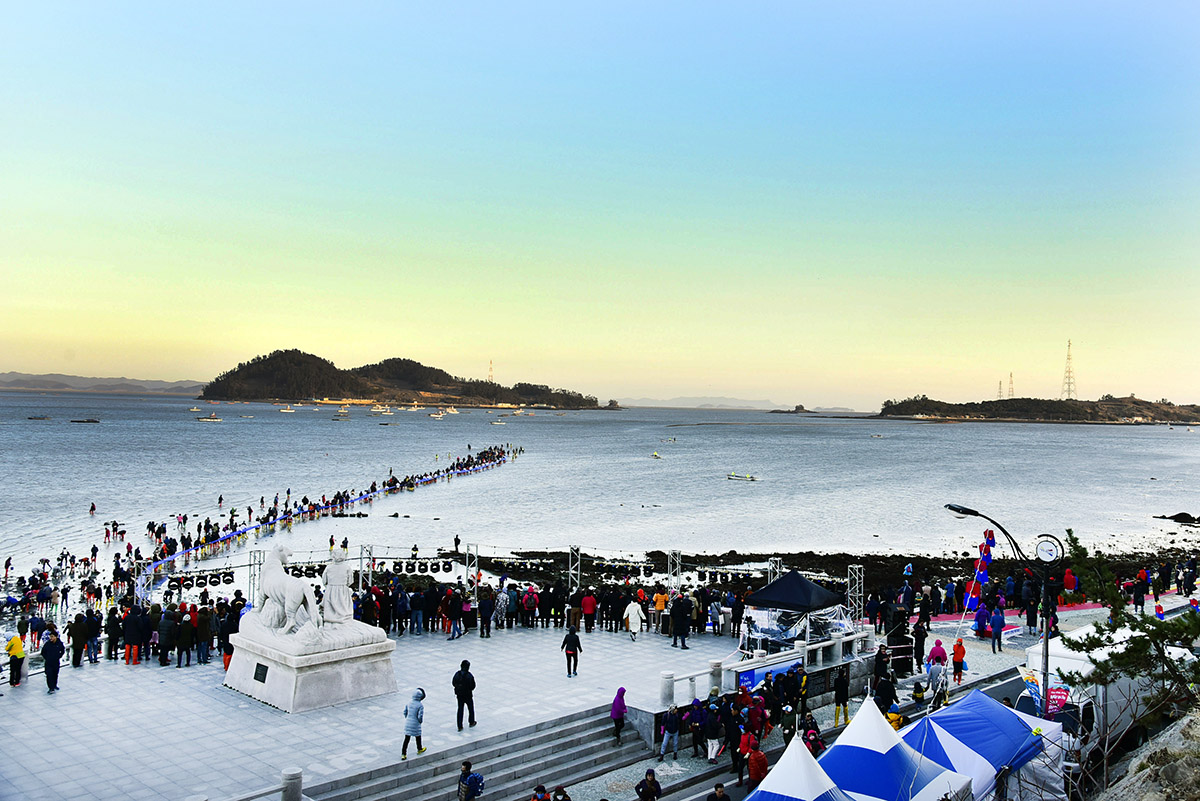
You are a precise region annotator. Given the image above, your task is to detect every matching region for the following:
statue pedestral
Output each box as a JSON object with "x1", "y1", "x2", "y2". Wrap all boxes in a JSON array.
[{"x1": 224, "y1": 603, "x2": 397, "y2": 713}]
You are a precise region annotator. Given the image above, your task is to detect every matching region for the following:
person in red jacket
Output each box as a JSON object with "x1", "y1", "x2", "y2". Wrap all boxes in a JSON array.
[
  {"x1": 736, "y1": 731, "x2": 757, "y2": 787},
  {"x1": 581, "y1": 590, "x2": 598, "y2": 633},
  {"x1": 746, "y1": 743, "x2": 768, "y2": 790}
]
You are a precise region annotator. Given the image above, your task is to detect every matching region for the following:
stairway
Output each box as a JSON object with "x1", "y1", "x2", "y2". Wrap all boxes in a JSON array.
[{"x1": 305, "y1": 705, "x2": 649, "y2": 801}]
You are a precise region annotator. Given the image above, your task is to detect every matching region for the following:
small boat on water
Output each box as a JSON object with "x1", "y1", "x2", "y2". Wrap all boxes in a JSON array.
[
  {"x1": 188, "y1": 407, "x2": 201, "y2": 412},
  {"x1": 381, "y1": 409, "x2": 394, "y2": 416},
  {"x1": 727, "y1": 472, "x2": 757, "y2": 481},
  {"x1": 429, "y1": 412, "x2": 445, "y2": 419},
  {"x1": 279, "y1": 406, "x2": 296, "y2": 413},
  {"x1": 27, "y1": 416, "x2": 51, "y2": 420},
  {"x1": 197, "y1": 413, "x2": 222, "y2": 422},
  {"x1": 70, "y1": 419, "x2": 100, "y2": 424},
  {"x1": 445, "y1": 407, "x2": 459, "y2": 414},
  {"x1": 490, "y1": 419, "x2": 506, "y2": 425},
  {"x1": 652, "y1": 452, "x2": 662, "y2": 459},
  {"x1": 337, "y1": 406, "x2": 350, "y2": 414},
  {"x1": 370, "y1": 404, "x2": 388, "y2": 413},
  {"x1": 239, "y1": 415, "x2": 254, "y2": 418}
]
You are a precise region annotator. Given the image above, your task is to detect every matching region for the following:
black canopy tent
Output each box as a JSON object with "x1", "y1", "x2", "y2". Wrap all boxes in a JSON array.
[{"x1": 745, "y1": 570, "x2": 843, "y2": 614}]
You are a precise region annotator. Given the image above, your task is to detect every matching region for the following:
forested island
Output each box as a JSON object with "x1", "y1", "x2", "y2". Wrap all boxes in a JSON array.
[
  {"x1": 200, "y1": 350, "x2": 605, "y2": 409},
  {"x1": 878, "y1": 394, "x2": 1200, "y2": 423}
]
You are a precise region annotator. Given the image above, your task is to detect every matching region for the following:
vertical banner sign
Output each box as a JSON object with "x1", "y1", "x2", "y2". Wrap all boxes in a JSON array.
[
  {"x1": 1018, "y1": 667, "x2": 1044, "y2": 714},
  {"x1": 1045, "y1": 685, "x2": 1070, "y2": 716}
]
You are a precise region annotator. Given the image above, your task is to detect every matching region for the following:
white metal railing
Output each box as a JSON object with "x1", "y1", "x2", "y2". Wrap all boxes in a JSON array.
[
  {"x1": 185, "y1": 766, "x2": 305, "y2": 801},
  {"x1": 657, "y1": 629, "x2": 875, "y2": 707}
]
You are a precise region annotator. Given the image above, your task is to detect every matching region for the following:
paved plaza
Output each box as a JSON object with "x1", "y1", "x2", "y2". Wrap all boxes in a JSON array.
[
  {"x1": 2, "y1": 592, "x2": 1192, "y2": 801},
  {"x1": 0, "y1": 622, "x2": 738, "y2": 801}
]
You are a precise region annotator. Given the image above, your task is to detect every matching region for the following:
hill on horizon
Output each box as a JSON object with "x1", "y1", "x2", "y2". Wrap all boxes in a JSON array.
[
  {"x1": 201, "y1": 349, "x2": 602, "y2": 409},
  {"x1": 879, "y1": 394, "x2": 1200, "y2": 422}
]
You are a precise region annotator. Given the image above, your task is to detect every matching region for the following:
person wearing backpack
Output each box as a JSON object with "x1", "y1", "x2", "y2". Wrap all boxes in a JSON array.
[
  {"x1": 458, "y1": 761, "x2": 485, "y2": 801},
  {"x1": 453, "y1": 659, "x2": 477, "y2": 730},
  {"x1": 522, "y1": 588, "x2": 539, "y2": 629}
]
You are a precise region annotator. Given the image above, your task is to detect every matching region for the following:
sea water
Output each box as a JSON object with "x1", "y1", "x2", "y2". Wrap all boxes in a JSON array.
[{"x1": 1, "y1": 391, "x2": 1198, "y2": 575}]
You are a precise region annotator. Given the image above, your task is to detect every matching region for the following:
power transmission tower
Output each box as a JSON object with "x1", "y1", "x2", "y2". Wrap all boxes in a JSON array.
[
  {"x1": 1008, "y1": 372, "x2": 1014, "y2": 399},
  {"x1": 487, "y1": 360, "x2": 494, "y2": 383},
  {"x1": 997, "y1": 380, "x2": 1003, "y2": 400},
  {"x1": 1061, "y1": 340, "x2": 1077, "y2": 400}
]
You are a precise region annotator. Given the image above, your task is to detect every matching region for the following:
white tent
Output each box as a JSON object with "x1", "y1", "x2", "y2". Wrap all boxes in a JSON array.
[
  {"x1": 743, "y1": 732, "x2": 856, "y2": 801},
  {"x1": 820, "y1": 700, "x2": 973, "y2": 801}
]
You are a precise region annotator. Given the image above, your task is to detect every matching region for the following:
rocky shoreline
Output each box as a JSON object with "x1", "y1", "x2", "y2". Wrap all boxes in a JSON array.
[{"x1": 472, "y1": 545, "x2": 1199, "y2": 593}]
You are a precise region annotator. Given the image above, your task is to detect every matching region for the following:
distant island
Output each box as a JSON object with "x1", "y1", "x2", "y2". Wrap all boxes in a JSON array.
[
  {"x1": 878, "y1": 394, "x2": 1200, "y2": 423},
  {"x1": 767, "y1": 404, "x2": 814, "y2": 414},
  {"x1": 0, "y1": 371, "x2": 205, "y2": 396},
  {"x1": 201, "y1": 349, "x2": 606, "y2": 409}
]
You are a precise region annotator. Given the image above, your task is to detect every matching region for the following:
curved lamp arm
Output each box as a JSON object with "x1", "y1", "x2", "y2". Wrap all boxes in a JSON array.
[{"x1": 944, "y1": 503, "x2": 1032, "y2": 566}]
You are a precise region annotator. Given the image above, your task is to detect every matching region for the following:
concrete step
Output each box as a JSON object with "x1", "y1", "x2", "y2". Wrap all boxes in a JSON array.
[
  {"x1": 307, "y1": 706, "x2": 613, "y2": 801},
  {"x1": 356, "y1": 737, "x2": 651, "y2": 801},
  {"x1": 313, "y1": 719, "x2": 619, "y2": 801}
]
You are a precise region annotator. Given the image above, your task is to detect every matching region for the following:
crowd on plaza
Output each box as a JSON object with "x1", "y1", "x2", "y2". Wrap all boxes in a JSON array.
[{"x1": 7, "y1": 474, "x2": 1200, "y2": 801}]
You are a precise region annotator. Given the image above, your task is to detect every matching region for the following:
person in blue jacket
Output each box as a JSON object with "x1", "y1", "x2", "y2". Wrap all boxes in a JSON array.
[
  {"x1": 990, "y1": 607, "x2": 1006, "y2": 653},
  {"x1": 401, "y1": 687, "x2": 426, "y2": 759}
]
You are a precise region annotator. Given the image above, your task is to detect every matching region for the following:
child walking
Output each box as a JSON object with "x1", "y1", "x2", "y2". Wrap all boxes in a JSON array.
[{"x1": 402, "y1": 688, "x2": 427, "y2": 759}]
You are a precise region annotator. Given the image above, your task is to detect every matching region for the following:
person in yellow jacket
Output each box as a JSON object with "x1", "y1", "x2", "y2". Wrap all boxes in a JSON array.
[
  {"x1": 6, "y1": 633, "x2": 25, "y2": 687},
  {"x1": 652, "y1": 590, "x2": 669, "y2": 633}
]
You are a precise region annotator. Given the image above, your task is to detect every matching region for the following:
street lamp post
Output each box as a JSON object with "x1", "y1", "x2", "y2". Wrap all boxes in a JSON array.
[{"x1": 945, "y1": 504, "x2": 1063, "y2": 717}]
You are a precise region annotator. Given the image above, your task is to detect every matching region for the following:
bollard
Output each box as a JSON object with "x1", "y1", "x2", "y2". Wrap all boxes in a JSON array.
[
  {"x1": 660, "y1": 670, "x2": 675, "y2": 707},
  {"x1": 688, "y1": 675, "x2": 697, "y2": 700},
  {"x1": 709, "y1": 658, "x2": 724, "y2": 694},
  {"x1": 281, "y1": 767, "x2": 303, "y2": 801}
]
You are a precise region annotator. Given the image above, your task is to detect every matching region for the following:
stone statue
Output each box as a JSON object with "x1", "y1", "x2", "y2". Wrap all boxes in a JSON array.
[
  {"x1": 322, "y1": 548, "x2": 354, "y2": 625},
  {"x1": 255, "y1": 545, "x2": 322, "y2": 634}
]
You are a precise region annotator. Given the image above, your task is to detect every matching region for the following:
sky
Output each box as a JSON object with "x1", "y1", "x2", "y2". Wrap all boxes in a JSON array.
[{"x1": 2, "y1": 2, "x2": 1198, "y2": 410}]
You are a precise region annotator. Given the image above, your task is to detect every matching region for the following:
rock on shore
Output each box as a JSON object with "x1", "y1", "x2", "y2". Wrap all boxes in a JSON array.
[{"x1": 1096, "y1": 712, "x2": 1200, "y2": 801}]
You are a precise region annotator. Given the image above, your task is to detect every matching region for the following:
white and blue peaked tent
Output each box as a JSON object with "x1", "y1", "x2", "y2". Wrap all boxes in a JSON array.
[
  {"x1": 901, "y1": 690, "x2": 1065, "y2": 801},
  {"x1": 743, "y1": 733, "x2": 856, "y2": 801},
  {"x1": 820, "y1": 700, "x2": 973, "y2": 801}
]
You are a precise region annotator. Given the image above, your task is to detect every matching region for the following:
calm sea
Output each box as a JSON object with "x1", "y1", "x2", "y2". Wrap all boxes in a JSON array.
[{"x1": 2, "y1": 391, "x2": 1197, "y2": 575}]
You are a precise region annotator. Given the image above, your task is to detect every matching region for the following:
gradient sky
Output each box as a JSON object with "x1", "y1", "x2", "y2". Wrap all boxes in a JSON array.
[{"x1": 2, "y1": 2, "x2": 1198, "y2": 409}]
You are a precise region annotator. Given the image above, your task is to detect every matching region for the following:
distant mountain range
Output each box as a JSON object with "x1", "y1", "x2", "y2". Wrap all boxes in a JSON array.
[
  {"x1": 617, "y1": 396, "x2": 782, "y2": 410},
  {"x1": 0, "y1": 371, "x2": 205, "y2": 396}
]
